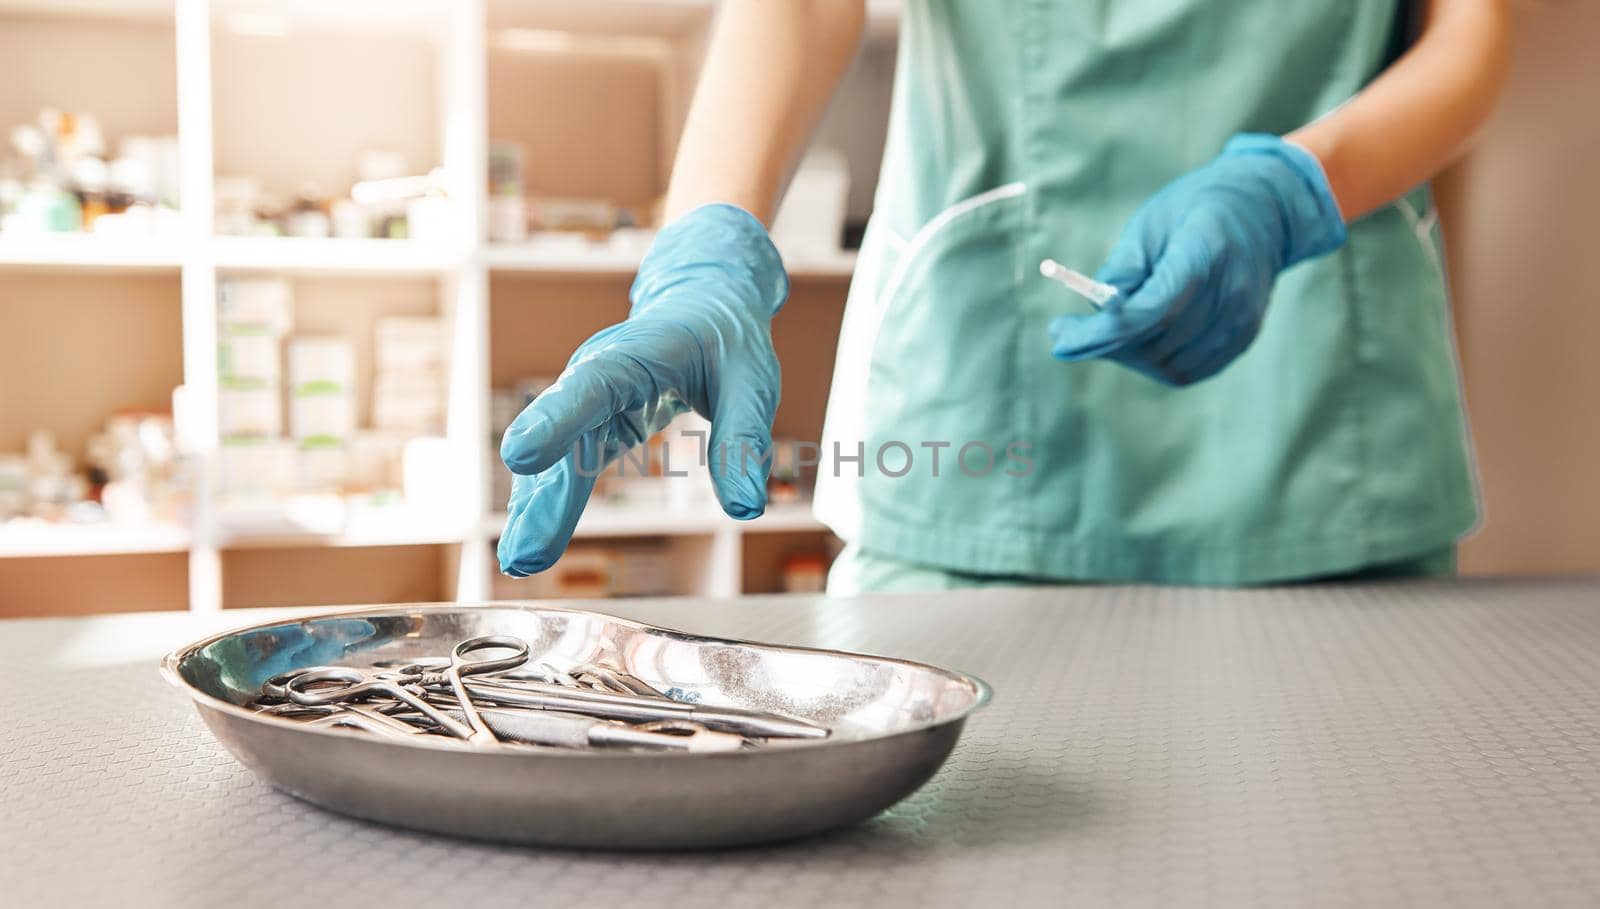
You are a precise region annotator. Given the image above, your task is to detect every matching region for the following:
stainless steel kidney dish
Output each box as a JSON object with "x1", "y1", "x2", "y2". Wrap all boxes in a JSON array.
[{"x1": 161, "y1": 604, "x2": 990, "y2": 849}]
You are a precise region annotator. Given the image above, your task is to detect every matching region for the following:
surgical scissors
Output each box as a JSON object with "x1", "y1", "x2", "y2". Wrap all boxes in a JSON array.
[{"x1": 285, "y1": 666, "x2": 476, "y2": 741}]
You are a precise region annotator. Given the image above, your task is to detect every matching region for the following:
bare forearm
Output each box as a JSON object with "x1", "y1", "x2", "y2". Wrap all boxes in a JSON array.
[
  {"x1": 1288, "y1": 0, "x2": 1511, "y2": 221},
  {"x1": 664, "y1": 0, "x2": 865, "y2": 224}
]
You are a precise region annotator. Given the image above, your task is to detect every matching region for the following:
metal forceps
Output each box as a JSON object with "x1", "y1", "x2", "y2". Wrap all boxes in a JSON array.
[
  {"x1": 385, "y1": 635, "x2": 532, "y2": 747},
  {"x1": 285, "y1": 666, "x2": 476, "y2": 741},
  {"x1": 258, "y1": 702, "x2": 434, "y2": 739},
  {"x1": 439, "y1": 635, "x2": 530, "y2": 746}
]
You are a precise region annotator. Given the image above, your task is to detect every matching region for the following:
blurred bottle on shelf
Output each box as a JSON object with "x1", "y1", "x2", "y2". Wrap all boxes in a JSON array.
[
  {"x1": 781, "y1": 552, "x2": 829, "y2": 594},
  {"x1": 0, "y1": 108, "x2": 179, "y2": 237},
  {"x1": 0, "y1": 414, "x2": 190, "y2": 529},
  {"x1": 484, "y1": 138, "x2": 653, "y2": 250},
  {"x1": 768, "y1": 437, "x2": 816, "y2": 506},
  {"x1": 487, "y1": 142, "x2": 526, "y2": 243},
  {"x1": 213, "y1": 149, "x2": 449, "y2": 240}
]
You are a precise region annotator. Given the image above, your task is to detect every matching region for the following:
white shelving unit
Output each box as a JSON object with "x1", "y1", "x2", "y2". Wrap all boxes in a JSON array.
[{"x1": 0, "y1": 0, "x2": 871, "y2": 613}]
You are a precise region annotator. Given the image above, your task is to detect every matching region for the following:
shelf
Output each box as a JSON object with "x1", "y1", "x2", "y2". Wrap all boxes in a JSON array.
[
  {"x1": 0, "y1": 522, "x2": 191, "y2": 559},
  {"x1": 212, "y1": 0, "x2": 448, "y2": 37},
  {"x1": 1, "y1": 0, "x2": 860, "y2": 613},
  {"x1": 0, "y1": 0, "x2": 172, "y2": 23},
  {"x1": 480, "y1": 240, "x2": 649, "y2": 275},
  {"x1": 215, "y1": 501, "x2": 469, "y2": 549},
  {"x1": 483, "y1": 240, "x2": 858, "y2": 280},
  {"x1": 484, "y1": 501, "x2": 826, "y2": 540},
  {"x1": 0, "y1": 235, "x2": 184, "y2": 273},
  {"x1": 211, "y1": 237, "x2": 462, "y2": 275}
]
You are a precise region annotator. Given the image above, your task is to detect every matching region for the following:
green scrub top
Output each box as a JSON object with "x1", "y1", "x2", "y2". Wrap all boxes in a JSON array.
[{"x1": 813, "y1": 0, "x2": 1479, "y2": 585}]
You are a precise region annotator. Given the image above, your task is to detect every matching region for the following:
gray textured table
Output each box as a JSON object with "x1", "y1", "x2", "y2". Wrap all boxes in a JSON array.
[{"x1": 4, "y1": 580, "x2": 1600, "y2": 907}]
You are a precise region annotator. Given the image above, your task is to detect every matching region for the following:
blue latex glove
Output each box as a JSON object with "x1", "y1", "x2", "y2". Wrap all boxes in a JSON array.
[
  {"x1": 497, "y1": 203, "x2": 788, "y2": 576},
  {"x1": 1050, "y1": 134, "x2": 1348, "y2": 386}
]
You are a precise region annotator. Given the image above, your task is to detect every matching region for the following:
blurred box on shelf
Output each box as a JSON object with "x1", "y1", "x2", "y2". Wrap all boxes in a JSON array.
[
  {"x1": 609, "y1": 543, "x2": 677, "y2": 597},
  {"x1": 348, "y1": 431, "x2": 407, "y2": 492},
  {"x1": 289, "y1": 390, "x2": 355, "y2": 443},
  {"x1": 287, "y1": 336, "x2": 356, "y2": 444},
  {"x1": 287, "y1": 336, "x2": 355, "y2": 390},
  {"x1": 218, "y1": 332, "x2": 280, "y2": 385},
  {"x1": 218, "y1": 278, "x2": 293, "y2": 336},
  {"x1": 373, "y1": 374, "x2": 445, "y2": 434},
  {"x1": 375, "y1": 316, "x2": 446, "y2": 371},
  {"x1": 218, "y1": 437, "x2": 297, "y2": 498},
  {"x1": 219, "y1": 383, "x2": 282, "y2": 439},
  {"x1": 771, "y1": 147, "x2": 850, "y2": 256},
  {"x1": 297, "y1": 442, "x2": 350, "y2": 491},
  {"x1": 373, "y1": 317, "x2": 447, "y2": 435}
]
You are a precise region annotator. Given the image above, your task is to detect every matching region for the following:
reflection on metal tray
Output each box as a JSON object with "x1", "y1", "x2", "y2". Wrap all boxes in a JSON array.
[{"x1": 162, "y1": 603, "x2": 991, "y2": 849}]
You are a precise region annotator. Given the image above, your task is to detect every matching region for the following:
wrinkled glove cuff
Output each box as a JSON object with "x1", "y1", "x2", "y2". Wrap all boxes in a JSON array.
[
  {"x1": 630, "y1": 203, "x2": 791, "y2": 319},
  {"x1": 1222, "y1": 133, "x2": 1348, "y2": 266}
]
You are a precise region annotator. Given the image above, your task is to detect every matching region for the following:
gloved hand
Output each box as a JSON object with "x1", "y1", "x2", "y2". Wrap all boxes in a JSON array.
[
  {"x1": 1050, "y1": 134, "x2": 1347, "y2": 386},
  {"x1": 497, "y1": 203, "x2": 788, "y2": 576}
]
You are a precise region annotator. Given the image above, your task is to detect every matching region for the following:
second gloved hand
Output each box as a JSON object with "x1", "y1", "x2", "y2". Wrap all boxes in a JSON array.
[
  {"x1": 497, "y1": 203, "x2": 789, "y2": 576},
  {"x1": 1050, "y1": 134, "x2": 1348, "y2": 386}
]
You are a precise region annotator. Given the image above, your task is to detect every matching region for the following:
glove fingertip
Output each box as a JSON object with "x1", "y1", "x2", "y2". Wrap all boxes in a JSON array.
[
  {"x1": 499, "y1": 419, "x2": 557, "y2": 475},
  {"x1": 706, "y1": 432, "x2": 771, "y2": 520},
  {"x1": 718, "y1": 482, "x2": 767, "y2": 521}
]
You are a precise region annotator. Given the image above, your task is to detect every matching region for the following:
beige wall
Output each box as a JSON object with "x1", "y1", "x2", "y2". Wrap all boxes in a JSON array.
[{"x1": 1441, "y1": 1, "x2": 1600, "y2": 575}]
